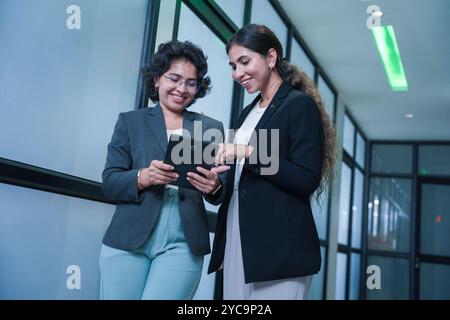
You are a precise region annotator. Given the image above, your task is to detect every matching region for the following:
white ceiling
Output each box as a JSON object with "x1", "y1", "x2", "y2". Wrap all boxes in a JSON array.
[{"x1": 278, "y1": 0, "x2": 450, "y2": 140}]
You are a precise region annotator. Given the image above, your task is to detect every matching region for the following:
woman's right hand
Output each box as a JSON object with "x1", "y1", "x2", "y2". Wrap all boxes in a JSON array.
[{"x1": 138, "y1": 160, "x2": 179, "y2": 189}]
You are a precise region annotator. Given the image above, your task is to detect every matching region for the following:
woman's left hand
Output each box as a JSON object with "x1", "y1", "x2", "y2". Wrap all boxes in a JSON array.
[
  {"x1": 214, "y1": 143, "x2": 254, "y2": 165},
  {"x1": 187, "y1": 165, "x2": 230, "y2": 194}
]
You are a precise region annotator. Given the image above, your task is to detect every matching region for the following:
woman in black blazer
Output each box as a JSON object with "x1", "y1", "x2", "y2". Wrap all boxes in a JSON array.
[{"x1": 188, "y1": 24, "x2": 336, "y2": 300}]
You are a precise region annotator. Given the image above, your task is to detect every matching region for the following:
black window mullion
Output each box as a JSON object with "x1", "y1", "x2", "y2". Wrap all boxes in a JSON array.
[
  {"x1": 345, "y1": 157, "x2": 355, "y2": 299},
  {"x1": 361, "y1": 139, "x2": 371, "y2": 300},
  {"x1": 135, "y1": 0, "x2": 161, "y2": 109},
  {"x1": 412, "y1": 143, "x2": 420, "y2": 299},
  {"x1": 172, "y1": 0, "x2": 182, "y2": 40}
]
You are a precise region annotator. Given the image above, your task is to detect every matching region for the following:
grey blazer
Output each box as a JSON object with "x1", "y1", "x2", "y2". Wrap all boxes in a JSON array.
[{"x1": 102, "y1": 103, "x2": 224, "y2": 256}]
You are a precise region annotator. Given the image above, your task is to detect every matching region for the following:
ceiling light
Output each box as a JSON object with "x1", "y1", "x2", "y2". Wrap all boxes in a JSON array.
[
  {"x1": 405, "y1": 113, "x2": 414, "y2": 119},
  {"x1": 372, "y1": 25, "x2": 408, "y2": 91}
]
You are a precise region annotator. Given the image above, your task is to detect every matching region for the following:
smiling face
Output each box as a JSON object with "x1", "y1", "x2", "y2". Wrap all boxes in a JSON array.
[
  {"x1": 228, "y1": 44, "x2": 275, "y2": 94},
  {"x1": 155, "y1": 58, "x2": 198, "y2": 113}
]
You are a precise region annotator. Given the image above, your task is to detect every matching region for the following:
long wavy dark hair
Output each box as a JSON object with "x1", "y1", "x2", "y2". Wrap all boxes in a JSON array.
[
  {"x1": 141, "y1": 40, "x2": 211, "y2": 107},
  {"x1": 227, "y1": 24, "x2": 337, "y2": 203}
]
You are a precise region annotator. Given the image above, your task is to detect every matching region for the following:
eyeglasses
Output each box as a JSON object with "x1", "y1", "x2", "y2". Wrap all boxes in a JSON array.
[{"x1": 161, "y1": 74, "x2": 199, "y2": 94}]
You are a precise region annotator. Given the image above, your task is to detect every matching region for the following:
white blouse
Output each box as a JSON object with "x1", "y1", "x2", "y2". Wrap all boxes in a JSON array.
[{"x1": 232, "y1": 101, "x2": 267, "y2": 191}]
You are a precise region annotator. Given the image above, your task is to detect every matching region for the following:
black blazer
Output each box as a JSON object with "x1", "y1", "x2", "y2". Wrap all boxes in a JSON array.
[{"x1": 207, "y1": 83, "x2": 324, "y2": 283}]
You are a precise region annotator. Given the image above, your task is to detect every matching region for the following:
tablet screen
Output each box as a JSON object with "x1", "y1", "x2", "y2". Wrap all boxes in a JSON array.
[{"x1": 164, "y1": 134, "x2": 218, "y2": 189}]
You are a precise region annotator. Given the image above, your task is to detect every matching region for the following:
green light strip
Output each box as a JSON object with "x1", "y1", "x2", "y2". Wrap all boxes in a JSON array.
[{"x1": 372, "y1": 25, "x2": 408, "y2": 91}]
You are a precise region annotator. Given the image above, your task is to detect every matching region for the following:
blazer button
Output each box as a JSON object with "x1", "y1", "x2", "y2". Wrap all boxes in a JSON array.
[
  {"x1": 240, "y1": 190, "x2": 246, "y2": 198},
  {"x1": 179, "y1": 194, "x2": 185, "y2": 201}
]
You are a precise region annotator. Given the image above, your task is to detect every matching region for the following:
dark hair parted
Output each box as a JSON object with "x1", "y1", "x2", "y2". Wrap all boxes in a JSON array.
[
  {"x1": 227, "y1": 24, "x2": 337, "y2": 204},
  {"x1": 141, "y1": 40, "x2": 211, "y2": 107}
]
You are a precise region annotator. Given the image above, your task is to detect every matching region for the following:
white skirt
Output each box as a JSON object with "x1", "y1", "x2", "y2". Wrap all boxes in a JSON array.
[{"x1": 223, "y1": 190, "x2": 312, "y2": 300}]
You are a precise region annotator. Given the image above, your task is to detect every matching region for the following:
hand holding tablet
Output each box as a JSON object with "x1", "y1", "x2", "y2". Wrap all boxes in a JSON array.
[{"x1": 164, "y1": 134, "x2": 226, "y2": 190}]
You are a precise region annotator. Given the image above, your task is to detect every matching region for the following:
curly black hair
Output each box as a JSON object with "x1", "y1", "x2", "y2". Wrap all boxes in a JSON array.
[{"x1": 141, "y1": 40, "x2": 211, "y2": 107}]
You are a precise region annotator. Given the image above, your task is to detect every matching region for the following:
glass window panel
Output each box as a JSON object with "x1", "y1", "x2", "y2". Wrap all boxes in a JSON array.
[
  {"x1": 371, "y1": 144, "x2": 413, "y2": 174},
  {"x1": 366, "y1": 256, "x2": 410, "y2": 300},
  {"x1": 368, "y1": 178, "x2": 412, "y2": 253},
  {"x1": 178, "y1": 3, "x2": 235, "y2": 213},
  {"x1": 0, "y1": 0, "x2": 148, "y2": 182},
  {"x1": 338, "y1": 163, "x2": 352, "y2": 245},
  {"x1": 420, "y1": 263, "x2": 450, "y2": 299},
  {"x1": 420, "y1": 183, "x2": 450, "y2": 257},
  {"x1": 335, "y1": 253, "x2": 348, "y2": 300},
  {"x1": 0, "y1": 183, "x2": 115, "y2": 299},
  {"x1": 351, "y1": 169, "x2": 364, "y2": 248},
  {"x1": 356, "y1": 132, "x2": 366, "y2": 168},
  {"x1": 178, "y1": 3, "x2": 234, "y2": 131},
  {"x1": 250, "y1": 0, "x2": 288, "y2": 54},
  {"x1": 349, "y1": 253, "x2": 361, "y2": 300},
  {"x1": 343, "y1": 114, "x2": 355, "y2": 157},
  {"x1": 214, "y1": 0, "x2": 245, "y2": 27},
  {"x1": 290, "y1": 39, "x2": 315, "y2": 80},
  {"x1": 307, "y1": 246, "x2": 326, "y2": 300},
  {"x1": 419, "y1": 145, "x2": 450, "y2": 176},
  {"x1": 318, "y1": 75, "x2": 335, "y2": 120}
]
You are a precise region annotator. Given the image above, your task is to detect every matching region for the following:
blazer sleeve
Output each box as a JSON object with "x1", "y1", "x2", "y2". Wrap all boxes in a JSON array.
[
  {"x1": 244, "y1": 95, "x2": 324, "y2": 198},
  {"x1": 102, "y1": 113, "x2": 144, "y2": 203},
  {"x1": 203, "y1": 121, "x2": 229, "y2": 205}
]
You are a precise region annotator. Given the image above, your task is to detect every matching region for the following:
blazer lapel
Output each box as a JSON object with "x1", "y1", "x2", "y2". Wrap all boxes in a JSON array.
[
  {"x1": 146, "y1": 103, "x2": 168, "y2": 154},
  {"x1": 236, "y1": 94, "x2": 261, "y2": 129},
  {"x1": 253, "y1": 82, "x2": 292, "y2": 131}
]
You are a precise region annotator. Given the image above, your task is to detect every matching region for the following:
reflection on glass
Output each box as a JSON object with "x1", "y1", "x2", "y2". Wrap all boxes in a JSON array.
[
  {"x1": 338, "y1": 163, "x2": 352, "y2": 245},
  {"x1": 307, "y1": 246, "x2": 326, "y2": 300},
  {"x1": 366, "y1": 256, "x2": 410, "y2": 300},
  {"x1": 349, "y1": 253, "x2": 361, "y2": 300},
  {"x1": 367, "y1": 178, "x2": 411, "y2": 253},
  {"x1": 356, "y1": 132, "x2": 365, "y2": 168},
  {"x1": 335, "y1": 253, "x2": 347, "y2": 300},
  {"x1": 371, "y1": 144, "x2": 413, "y2": 174},
  {"x1": 351, "y1": 169, "x2": 364, "y2": 248},
  {"x1": 419, "y1": 145, "x2": 450, "y2": 176},
  {"x1": 420, "y1": 183, "x2": 450, "y2": 257},
  {"x1": 290, "y1": 39, "x2": 315, "y2": 80},
  {"x1": 343, "y1": 114, "x2": 355, "y2": 157},
  {"x1": 420, "y1": 263, "x2": 450, "y2": 299}
]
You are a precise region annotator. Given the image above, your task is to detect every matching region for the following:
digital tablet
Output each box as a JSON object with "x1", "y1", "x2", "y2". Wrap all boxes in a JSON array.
[{"x1": 164, "y1": 134, "x2": 218, "y2": 190}]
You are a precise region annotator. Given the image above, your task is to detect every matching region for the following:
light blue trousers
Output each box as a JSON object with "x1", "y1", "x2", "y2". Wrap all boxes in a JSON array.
[{"x1": 99, "y1": 188, "x2": 203, "y2": 300}]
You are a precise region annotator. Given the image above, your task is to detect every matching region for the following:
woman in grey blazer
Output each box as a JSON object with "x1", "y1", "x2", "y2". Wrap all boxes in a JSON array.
[{"x1": 99, "y1": 40, "x2": 228, "y2": 300}]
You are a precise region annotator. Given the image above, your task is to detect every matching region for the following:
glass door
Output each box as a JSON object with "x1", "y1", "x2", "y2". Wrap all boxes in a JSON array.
[{"x1": 417, "y1": 178, "x2": 450, "y2": 299}]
